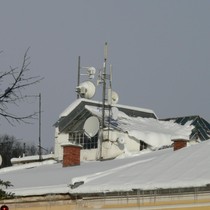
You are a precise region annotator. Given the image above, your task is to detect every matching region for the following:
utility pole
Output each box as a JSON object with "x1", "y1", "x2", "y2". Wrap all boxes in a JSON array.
[{"x1": 38, "y1": 93, "x2": 42, "y2": 161}]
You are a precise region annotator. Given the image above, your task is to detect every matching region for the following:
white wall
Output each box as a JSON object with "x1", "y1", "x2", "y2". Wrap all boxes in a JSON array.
[
  {"x1": 54, "y1": 127, "x2": 69, "y2": 161},
  {"x1": 81, "y1": 149, "x2": 98, "y2": 161},
  {"x1": 54, "y1": 128, "x2": 141, "y2": 161},
  {"x1": 101, "y1": 130, "x2": 140, "y2": 159}
]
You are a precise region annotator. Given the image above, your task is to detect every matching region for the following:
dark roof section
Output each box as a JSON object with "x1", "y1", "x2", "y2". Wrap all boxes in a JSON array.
[
  {"x1": 162, "y1": 116, "x2": 210, "y2": 141},
  {"x1": 57, "y1": 100, "x2": 157, "y2": 133}
]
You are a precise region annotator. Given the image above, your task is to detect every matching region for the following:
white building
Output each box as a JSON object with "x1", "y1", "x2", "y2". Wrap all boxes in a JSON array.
[{"x1": 54, "y1": 98, "x2": 192, "y2": 161}]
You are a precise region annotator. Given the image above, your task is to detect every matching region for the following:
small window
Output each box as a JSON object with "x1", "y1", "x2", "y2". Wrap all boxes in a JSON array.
[
  {"x1": 69, "y1": 131, "x2": 98, "y2": 149},
  {"x1": 140, "y1": 140, "x2": 147, "y2": 151}
]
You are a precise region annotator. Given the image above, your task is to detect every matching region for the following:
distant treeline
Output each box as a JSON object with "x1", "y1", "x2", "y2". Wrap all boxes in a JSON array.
[{"x1": 0, "y1": 134, "x2": 51, "y2": 168}]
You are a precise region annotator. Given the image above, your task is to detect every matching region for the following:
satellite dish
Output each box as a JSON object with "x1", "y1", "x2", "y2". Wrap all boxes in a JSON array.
[
  {"x1": 87, "y1": 67, "x2": 96, "y2": 79},
  {"x1": 76, "y1": 81, "x2": 96, "y2": 99},
  {"x1": 108, "y1": 89, "x2": 119, "y2": 104},
  {"x1": 82, "y1": 66, "x2": 96, "y2": 79},
  {"x1": 117, "y1": 136, "x2": 125, "y2": 144},
  {"x1": 83, "y1": 116, "x2": 100, "y2": 138},
  {"x1": 111, "y1": 91, "x2": 119, "y2": 104},
  {"x1": 111, "y1": 107, "x2": 119, "y2": 120},
  {"x1": 0, "y1": 155, "x2": 2, "y2": 166}
]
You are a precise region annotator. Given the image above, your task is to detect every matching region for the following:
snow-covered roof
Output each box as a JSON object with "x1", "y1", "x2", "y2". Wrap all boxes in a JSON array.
[
  {"x1": 85, "y1": 105, "x2": 193, "y2": 149},
  {"x1": 1, "y1": 140, "x2": 210, "y2": 197},
  {"x1": 59, "y1": 98, "x2": 157, "y2": 118},
  {"x1": 56, "y1": 98, "x2": 158, "y2": 133},
  {"x1": 163, "y1": 116, "x2": 210, "y2": 141}
]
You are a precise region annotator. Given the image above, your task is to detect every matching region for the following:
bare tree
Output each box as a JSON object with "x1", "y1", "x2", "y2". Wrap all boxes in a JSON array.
[
  {"x1": 0, "y1": 48, "x2": 43, "y2": 124},
  {"x1": 0, "y1": 50, "x2": 43, "y2": 197}
]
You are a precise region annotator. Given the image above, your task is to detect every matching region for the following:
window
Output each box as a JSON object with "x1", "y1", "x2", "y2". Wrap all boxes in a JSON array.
[{"x1": 69, "y1": 131, "x2": 98, "y2": 149}]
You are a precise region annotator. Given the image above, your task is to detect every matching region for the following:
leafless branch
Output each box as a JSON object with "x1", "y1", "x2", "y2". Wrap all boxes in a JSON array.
[{"x1": 0, "y1": 48, "x2": 43, "y2": 124}]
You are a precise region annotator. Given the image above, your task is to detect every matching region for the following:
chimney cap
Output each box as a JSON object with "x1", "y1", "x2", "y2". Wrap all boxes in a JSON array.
[
  {"x1": 61, "y1": 143, "x2": 82, "y2": 148},
  {"x1": 171, "y1": 138, "x2": 189, "y2": 142}
]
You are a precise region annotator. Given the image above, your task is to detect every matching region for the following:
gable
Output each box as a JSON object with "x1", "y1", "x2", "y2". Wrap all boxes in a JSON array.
[{"x1": 55, "y1": 99, "x2": 157, "y2": 133}]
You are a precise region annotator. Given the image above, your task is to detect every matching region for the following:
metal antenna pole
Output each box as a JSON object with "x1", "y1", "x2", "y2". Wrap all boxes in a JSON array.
[
  {"x1": 38, "y1": 93, "x2": 42, "y2": 161},
  {"x1": 100, "y1": 42, "x2": 108, "y2": 160},
  {"x1": 77, "y1": 56, "x2": 81, "y2": 99}
]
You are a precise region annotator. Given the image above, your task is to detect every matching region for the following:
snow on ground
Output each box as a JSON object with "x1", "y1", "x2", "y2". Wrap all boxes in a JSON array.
[{"x1": 1, "y1": 140, "x2": 210, "y2": 197}]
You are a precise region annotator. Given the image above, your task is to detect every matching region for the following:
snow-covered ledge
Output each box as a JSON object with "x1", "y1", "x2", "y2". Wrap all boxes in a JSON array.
[{"x1": 11, "y1": 154, "x2": 55, "y2": 166}]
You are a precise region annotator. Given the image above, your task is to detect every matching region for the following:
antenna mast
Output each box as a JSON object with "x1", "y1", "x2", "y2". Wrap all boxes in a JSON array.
[
  {"x1": 77, "y1": 56, "x2": 81, "y2": 99},
  {"x1": 100, "y1": 42, "x2": 108, "y2": 160}
]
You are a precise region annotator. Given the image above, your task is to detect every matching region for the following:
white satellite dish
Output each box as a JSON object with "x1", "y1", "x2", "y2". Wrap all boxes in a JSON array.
[
  {"x1": 87, "y1": 67, "x2": 96, "y2": 79},
  {"x1": 108, "y1": 89, "x2": 119, "y2": 104},
  {"x1": 76, "y1": 81, "x2": 96, "y2": 99},
  {"x1": 83, "y1": 116, "x2": 100, "y2": 137},
  {"x1": 117, "y1": 136, "x2": 125, "y2": 144},
  {"x1": 111, "y1": 91, "x2": 119, "y2": 104},
  {"x1": 82, "y1": 66, "x2": 96, "y2": 79},
  {"x1": 0, "y1": 155, "x2": 2, "y2": 166},
  {"x1": 111, "y1": 107, "x2": 119, "y2": 120}
]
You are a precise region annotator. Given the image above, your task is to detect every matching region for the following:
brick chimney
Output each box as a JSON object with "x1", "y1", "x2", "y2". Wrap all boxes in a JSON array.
[
  {"x1": 61, "y1": 143, "x2": 82, "y2": 167},
  {"x1": 171, "y1": 138, "x2": 189, "y2": 151}
]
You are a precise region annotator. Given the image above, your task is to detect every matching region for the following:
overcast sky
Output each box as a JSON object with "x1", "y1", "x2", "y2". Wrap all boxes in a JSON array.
[{"x1": 0, "y1": 0, "x2": 210, "y2": 149}]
